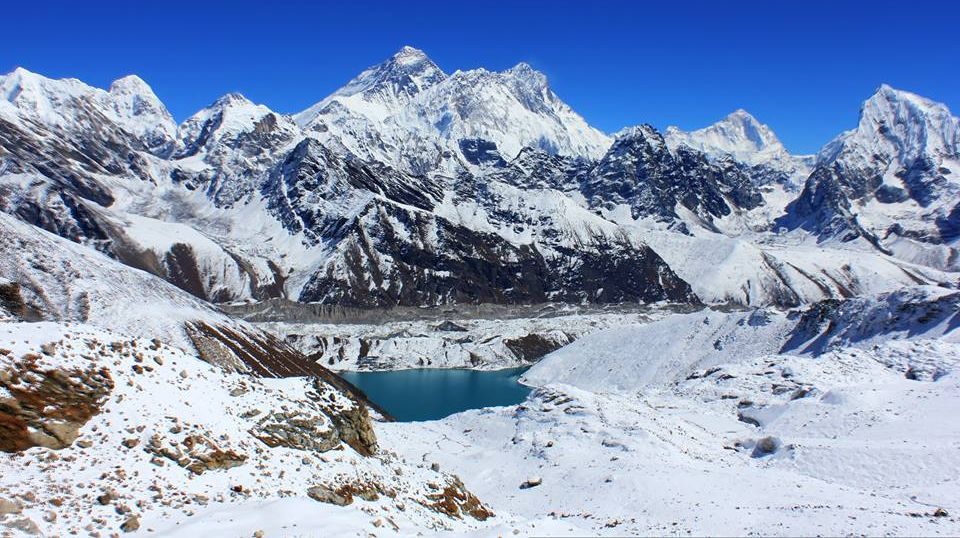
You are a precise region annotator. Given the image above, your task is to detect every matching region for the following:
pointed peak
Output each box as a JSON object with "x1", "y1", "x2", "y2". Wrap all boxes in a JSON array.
[
  {"x1": 861, "y1": 84, "x2": 954, "y2": 120},
  {"x1": 109, "y1": 74, "x2": 155, "y2": 96},
  {"x1": 869, "y1": 83, "x2": 911, "y2": 102},
  {"x1": 865, "y1": 84, "x2": 943, "y2": 109},
  {"x1": 507, "y1": 62, "x2": 535, "y2": 73},
  {"x1": 504, "y1": 62, "x2": 548, "y2": 87},
  {"x1": 213, "y1": 92, "x2": 253, "y2": 107},
  {"x1": 8, "y1": 66, "x2": 37, "y2": 78},
  {"x1": 615, "y1": 124, "x2": 663, "y2": 142},
  {"x1": 391, "y1": 46, "x2": 429, "y2": 65},
  {"x1": 725, "y1": 108, "x2": 758, "y2": 122}
]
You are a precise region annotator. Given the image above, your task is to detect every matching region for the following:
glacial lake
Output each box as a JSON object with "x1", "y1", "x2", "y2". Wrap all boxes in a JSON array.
[{"x1": 339, "y1": 367, "x2": 532, "y2": 422}]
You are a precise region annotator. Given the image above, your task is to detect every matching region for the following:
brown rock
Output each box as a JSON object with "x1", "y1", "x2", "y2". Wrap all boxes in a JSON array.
[
  {"x1": 5, "y1": 517, "x2": 40, "y2": 535},
  {"x1": 421, "y1": 477, "x2": 492, "y2": 521},
  {"x1": 120, "y1": 516, "x2": 140, "y2": 533},
  {"x1": 0, "y1": 360, "x2": 113, "y2": 453},
  {"x1": 0, "y1": 497, "x2": 22, "y2": 515},
  {"x1": 306, "y1": 485, "x2": 352, "y2": 506}
]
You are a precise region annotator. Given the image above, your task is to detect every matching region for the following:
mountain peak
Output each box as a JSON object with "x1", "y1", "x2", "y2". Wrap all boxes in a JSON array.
[
  {"x1": 864, "y1": 83, "x2": 948, "y2": 114},
  {"x1": 664, "y1": 109, "x2": 788, "y2": 165},
  {"x1": 725, "y1": 108, "x2": 758, "y2": 122},
  {"x1": 819, "y1": 84, "x2": 960, "y2": 165},
  {"x1": 504, "y1": 62, "x2": 548, "y2": 88},
  {"x1": 297, "y1": 46, "x2": 446, "y2": 126},
  {"x1": 108, "y1": 74, "x2": 153, "y2": 94},
  {"x1": 213, "y1": 92, "x2": 254, "y2": 107},
  {"x1": 391, "y1": 45, "x2": 430, "y2": 65}
]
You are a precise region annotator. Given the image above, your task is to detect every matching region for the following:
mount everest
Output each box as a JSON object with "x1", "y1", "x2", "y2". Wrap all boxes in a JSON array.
[{"x1": 1, "y1": 46, "x2": 959, "y2": 536}]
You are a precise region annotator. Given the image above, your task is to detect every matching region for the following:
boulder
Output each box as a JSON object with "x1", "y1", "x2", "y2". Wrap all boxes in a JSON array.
[{"x1": 307, "y1": 485, "x2": 352, "y2": 506}]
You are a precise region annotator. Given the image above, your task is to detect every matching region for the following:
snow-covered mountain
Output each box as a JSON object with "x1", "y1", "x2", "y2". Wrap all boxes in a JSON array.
[
  {"x1": 0, "y1": 61, "x2": 957, "y2": 311},
  {"x1": 2, "y1": 50, "x2": 960, "y2": 538},
  {"x1": 0, "y1": 67, "x2": 177, "y2": 156},
  {"x1": 664, "y1": 109, "x2": 814, "y2": 189},
  {"x1": 0, "y1": 66, "x2": 693, "y2": 307},
  {"x1": 782, "y1": 85, "x2": 960, "y2": 268},
  {"x1": 296, "y1": 47, "x2": 611, "y2": 174}
]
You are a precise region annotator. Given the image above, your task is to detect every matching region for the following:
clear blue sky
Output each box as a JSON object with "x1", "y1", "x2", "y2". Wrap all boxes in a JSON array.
[{"x1": 4, "y1": 0, "x2": 958, "y2": 154}]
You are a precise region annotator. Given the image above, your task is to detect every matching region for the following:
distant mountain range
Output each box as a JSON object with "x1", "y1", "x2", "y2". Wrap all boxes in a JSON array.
[{"x1": 1, "y1": 47, "x2": 957, "y2": 309}]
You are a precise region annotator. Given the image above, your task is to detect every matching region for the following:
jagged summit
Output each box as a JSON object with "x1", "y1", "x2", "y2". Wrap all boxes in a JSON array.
[
  {"x1": 295, "y1": 46, "x2": 447, "y2": 126},
  {"x1": 391, "y1": 45, "x2": 431, "y2": 64},
  {"x1": 0, "y1": 66, "x2": 177, "y2": 155},
  {"x1": 503, "y1": 62, "x2": 548, "y2": 87},
  {"x1": 663, "y1": 108, "x2": 813, "y2": 189},
  {"x1": 295, "y1": 47, "x2": 610, "y2": 172},
  {"x1": 664, "y1": 109, "x2": 788, "y2": 163},
  {"x1": 783, "y1": 83, "x2": 960, "y2": 251},
  {"x1": 818, "y1": 83, "x2": 959, "y2": 165}
]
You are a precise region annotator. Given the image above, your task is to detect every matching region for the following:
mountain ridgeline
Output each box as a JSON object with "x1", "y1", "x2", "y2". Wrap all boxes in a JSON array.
[{"x1": 0, "y1": 48, "x2": 957, "y2": 309}]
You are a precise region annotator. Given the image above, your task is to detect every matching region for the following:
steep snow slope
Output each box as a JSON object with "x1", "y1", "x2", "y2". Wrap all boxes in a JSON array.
[
  {"x1": 631, "y1": 225, "x2": 953, "y2": 307},
  {"x1": 0, "y1": 212, "x2": 338, "y2": 382}
]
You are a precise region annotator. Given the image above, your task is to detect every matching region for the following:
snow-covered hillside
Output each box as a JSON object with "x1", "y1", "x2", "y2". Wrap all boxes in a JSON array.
[
  {"x1": 523, "y1": 286, "x2": 959, "y2": 391},
  {"x1": 0, "y1": 321, "x2": 492, "y2": 536},
  {"x1": 384, "y1": 333, "x2": 960, "y2": 536}
]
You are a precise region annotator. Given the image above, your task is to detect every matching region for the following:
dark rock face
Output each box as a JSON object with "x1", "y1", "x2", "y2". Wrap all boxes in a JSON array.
[
  {"x1": 780, "y1": 126, "x2": 959, "y2": 247},
  {"x1": 459, "y1": 138, "x2": 507, "y2": 168},
  {"x1": 503, "y1": 333, "x2": 573, "y2": 362},
  {"x1": 297, "y1": 200, "x2": 697, "y2": 307},
  {"x1": 265, "y1": 139, "x2": 443, "y2": 245},
  {"x1": 0, "y1": 281, "x2": 43, "y2": 321},
  {"x1": 489, "y1": 147, "x2": 590, "y2": 192},
  {"x1": 777, "y1": 165, "x2": 880, "y2": 246},
  {"x1": 582, "y1": 126, "x2": 763, "y2": 227}
]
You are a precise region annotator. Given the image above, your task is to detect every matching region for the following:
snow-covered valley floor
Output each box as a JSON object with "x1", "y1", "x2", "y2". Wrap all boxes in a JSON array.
[
  {"x1": 259, "y1": 304, "x2": 687, "y2": 371},
  {"x1": 381, "y1": 339, "x2": 960, "y2": 536},
  {"x1": 3, "y1": 289, "x2": 959, "y2": 536}
]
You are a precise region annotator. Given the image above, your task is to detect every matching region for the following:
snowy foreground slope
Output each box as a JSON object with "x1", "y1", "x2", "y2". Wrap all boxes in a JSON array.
[
  {"x1": 0, "y1": 322, "x2": 491, "y2": 536},
  {"x1": 381, "y1": 288, "x2": 960, "y2": 536}
]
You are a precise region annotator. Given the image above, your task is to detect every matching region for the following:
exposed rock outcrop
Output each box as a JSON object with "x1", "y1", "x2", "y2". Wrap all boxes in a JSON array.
[{"x1": 0, "y1": 353, "x2": 113, "y2": 452}]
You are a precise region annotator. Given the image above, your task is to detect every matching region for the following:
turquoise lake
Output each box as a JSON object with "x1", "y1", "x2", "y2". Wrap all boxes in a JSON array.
[{"x1": 339, "y1": 367, "x2": 532, "y2": 422}]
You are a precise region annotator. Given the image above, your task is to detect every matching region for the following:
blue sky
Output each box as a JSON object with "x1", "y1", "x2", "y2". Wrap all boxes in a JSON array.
[{"x1": 5, "y1": 0, "x2": 958, "y2": 154}]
